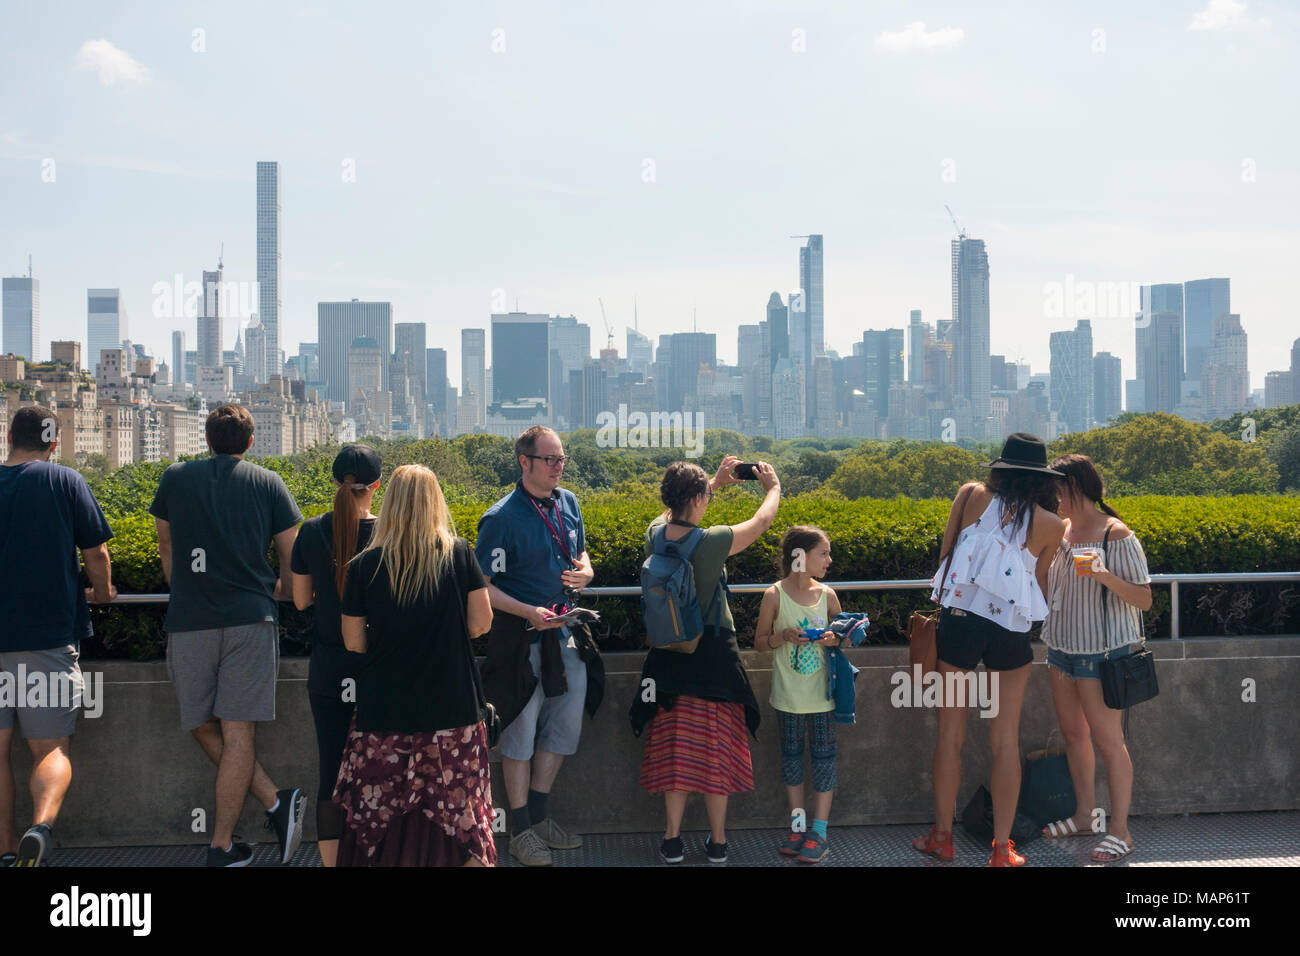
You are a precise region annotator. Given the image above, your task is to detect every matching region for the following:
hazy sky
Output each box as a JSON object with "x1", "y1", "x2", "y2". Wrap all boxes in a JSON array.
[{"x1": 3, "y1": 1, "x2": 1296, "y2": 392}]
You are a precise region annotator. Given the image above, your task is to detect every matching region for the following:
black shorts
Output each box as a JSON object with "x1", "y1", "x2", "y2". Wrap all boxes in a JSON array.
[{"x1": 936, "y1": 606, "x2": 1033, "y2": 672}]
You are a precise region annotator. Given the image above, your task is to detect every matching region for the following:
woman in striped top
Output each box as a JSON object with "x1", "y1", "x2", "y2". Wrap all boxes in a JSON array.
[{"x1": 1040, "y1": 454, "x2": 1152, "y2": 864}]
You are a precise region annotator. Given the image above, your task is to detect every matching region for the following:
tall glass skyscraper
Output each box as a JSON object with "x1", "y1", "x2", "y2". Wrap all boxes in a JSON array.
[
  {"x1": 172, "y1": 330, "x2": 186, "y2": 385},
  {"x1": 1183, "y1": 278, "x2": 1229, "y2": 389},
  {"x1": 198, "y1": 266, "x2": 223, "y2": 370},
  {"x1": 798, "y1": 236, "x2": 823, "y2": 425},
  {"x1": 766, "y1": 292, "x2": 788, "y2": 371},
  {"x1": 87, "y1": 288, "x2": 125, "y2": 372},
  {"x1": 491, "y1": 313, "x2": 551, "y2": 406},
  {"x1": 2, "y1": 276, "x2": 39, "y2": 362},
  {"x1": 863, "y1": 329, "x2": 905, "y2": 418},
  {"x1": 952, "y1": 237, "x2": 991, "y2": 424},
  {"x1": 1137, "y1": 283, "x2": 1184, "y2": 414},
  {"x1": 256, "y1": 161, "x2": 282, "y2": 380},
  {"x1": 461, "y1": 329, "x2": 486, "y2": 427},
  {"x1": 1049, "y1": 319, "x2": 1094, "y2": 433}
]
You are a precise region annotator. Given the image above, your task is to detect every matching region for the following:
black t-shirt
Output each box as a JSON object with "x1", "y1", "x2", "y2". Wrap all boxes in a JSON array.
[
  {"x1": 340, "y1": 537, "x2": 487, "y2": 734},
  {"x1": 290, "y1": 511, "x2": 375, "y2": 696},
  {"x1": 148, "y1": 455, "x2": 303, "y2": 632}
]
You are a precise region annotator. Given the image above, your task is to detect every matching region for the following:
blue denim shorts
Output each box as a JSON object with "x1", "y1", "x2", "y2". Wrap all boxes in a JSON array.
[{"x1": 1046, "y1": 642, "x2": 1137, "y2": 680}]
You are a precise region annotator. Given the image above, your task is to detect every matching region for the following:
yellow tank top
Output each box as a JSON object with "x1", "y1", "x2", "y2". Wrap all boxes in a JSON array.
[{"x1": 769, "y1": 582, "x2": 832, "y2": 714}]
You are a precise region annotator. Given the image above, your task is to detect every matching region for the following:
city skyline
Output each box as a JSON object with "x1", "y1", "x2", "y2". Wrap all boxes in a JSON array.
[{"x1": 2, "y1": 2, "x2": 1296, "y2": 394}]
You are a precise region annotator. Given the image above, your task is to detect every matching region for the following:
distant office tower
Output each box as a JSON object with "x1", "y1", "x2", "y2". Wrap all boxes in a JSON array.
[
  {"x1": 87, "y1": 289, "x2": 126, "y2": 372},
  {"x1": 666, "y1": 332, "x2": 716, "y2": 413},
  {"x1": 461, "y1": 329, "x2": 486, "y2": 427},
  {"x1": 738, "y1": 325, "x2": 762, "y2": 373},
  {"x1": 771, "y1": 357, "x2": 804, "y2": 439},
  {"x1": 2, "y1": 276, "x2": 39, "y2": 362},
  {"x1": 490, "y1": 313, "x2": 551, "y2": 406},
  {"x1": 245, "y1": 318, "x2": 267, "y2": 385},
  {"x1": 1093, "y1": 352, "x2": 1122, "y2": 425},
  {"x1": 812, "y1": 355, "x2": 834, "y2": 433},
  {"x1": 862, "y1": 329, "x2": 905, "y2": 419},
  {"x1": 547, "y1": 315, "x2": 591, "y2": 425},
  {"x1": 348, "y1": 337, "x2": 384, "y2": 404},
  {"x1": 908, "y1": 310, "x2": 925, "y2": 384},
  {"x1": 184, "y1": 350, "x2": 197, "y2": 386},
  {"x1": 1183, "y1": 278, "x2": 1229, "y2": 391},
  {"x1": 172, "y1": 331, "x2": 186, "y2": 385},
  {"x1": 426, "y1": 347, "x2": 448, "y2": 433},
  {"x1": 257, "y1": 161, "x2": 282, "y2": 378},
  {"x1": 394, "y1": 322, "x2": 427, "y2": 409},
  {"x1": 1050, "y1": 320, "x2": 1094, "y2": 433},
  {"x1": 767, "y1": 292, "x2": 788, "y2": 372},
  {"x1": 198, "y1": 265, "x2": 224, "y2": 370},
  {"x1": 568, "y1": 360, "x2": 607, "y2": 430},
  {"x1": 627, "y1": 327, "x2": 652, "y2": 376},
  {"x1": 1137, "y1": 284, "x2": 1184, "y2": 414},
  {"x1": 1203, "y1": 314, "x2": 1249, "y2": 419},
  {"x1": 952, "y1": 237, "x2": 991, "y2": 427},
  {"x1": 798, "y1": 236, "x2": 824, "y2": 356},
  {"x1": 318, "y1": 301, "x2": 392, "y2": 403},
  {"x1": 299, "y1": 342, "x2": 320, "y2": 383}
]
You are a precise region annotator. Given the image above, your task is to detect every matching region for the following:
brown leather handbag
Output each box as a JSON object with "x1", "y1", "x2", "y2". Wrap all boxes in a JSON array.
[{"x1": 908, "y1": 486, "x2": 973, "y2": 678}]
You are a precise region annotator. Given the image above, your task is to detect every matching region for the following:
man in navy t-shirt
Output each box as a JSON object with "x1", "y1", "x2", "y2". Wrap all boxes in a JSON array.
[{"x1": 0, "y1": 406, "x2": 115, "y2": 867}]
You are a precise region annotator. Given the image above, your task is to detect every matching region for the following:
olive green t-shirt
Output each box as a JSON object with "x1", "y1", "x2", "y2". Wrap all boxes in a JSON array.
[{"x1": 645, "y1": 514, "x2": 735, "y2": 633}]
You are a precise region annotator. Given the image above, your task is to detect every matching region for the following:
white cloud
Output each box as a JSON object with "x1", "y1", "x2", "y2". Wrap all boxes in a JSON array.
[
  {"x1": 1189, "y1": 0, "x2": 1247, "y2": 31},
  {"x1": 874, "y1": 21, "x2": 964, "y2": 53},
  {"x1": 75, "y1": 39, "x2": 150, "y2": 86}
]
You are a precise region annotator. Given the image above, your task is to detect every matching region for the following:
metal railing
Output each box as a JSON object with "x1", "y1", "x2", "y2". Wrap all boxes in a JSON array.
[{"x1": 109, "y1": 572, "x2": 1300, "y2": 639}]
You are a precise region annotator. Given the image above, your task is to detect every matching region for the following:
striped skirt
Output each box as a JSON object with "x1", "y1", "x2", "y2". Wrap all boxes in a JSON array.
[{"x1": 639, "y1": 695, "x2": 754, "y2": 795}]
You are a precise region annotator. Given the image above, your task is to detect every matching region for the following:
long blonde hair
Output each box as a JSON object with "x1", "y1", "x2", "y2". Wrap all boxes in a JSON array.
[{"x1": 358, "y1": 464, "x2": 457, "y2": 606}]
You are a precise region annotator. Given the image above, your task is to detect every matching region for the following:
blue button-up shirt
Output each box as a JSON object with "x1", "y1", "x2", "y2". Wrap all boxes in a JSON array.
[{"x1": 475, "y1": 480, "x2": 586, "y2": 612}]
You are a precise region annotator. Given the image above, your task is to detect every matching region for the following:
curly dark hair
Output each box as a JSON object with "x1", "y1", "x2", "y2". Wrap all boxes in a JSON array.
[{"x1": 660, "y1": 462, "x2": 709, "y2": 516}]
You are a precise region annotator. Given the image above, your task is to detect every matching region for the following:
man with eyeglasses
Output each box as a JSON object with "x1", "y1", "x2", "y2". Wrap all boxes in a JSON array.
[{"x1": 476, "y1": 426, "x2": 603, "y2": 866}]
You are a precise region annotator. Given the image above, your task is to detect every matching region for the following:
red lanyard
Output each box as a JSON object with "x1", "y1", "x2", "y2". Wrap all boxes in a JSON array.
[{"x1": 528, "y1": 495, "x2": 572, "y2": 563}]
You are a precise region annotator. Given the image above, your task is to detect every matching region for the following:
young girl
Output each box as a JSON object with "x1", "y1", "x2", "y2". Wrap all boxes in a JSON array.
[{"x1": 754, "y1": 525, "x2": 844, "y2": 864}]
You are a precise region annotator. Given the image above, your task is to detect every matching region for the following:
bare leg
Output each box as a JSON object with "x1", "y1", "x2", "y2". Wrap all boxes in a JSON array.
[
  {"x1": 0, "y1": 727, "x2": 15, "y2": 855},
  {"x1": 28, "y1": 738, "x2": 73, "y2": 828},
  {"x1": 1077, "y1": 679, "x2": 1135, "y2": 845},
  {"x1": 191, "y1": 718, "x2": 278, "y2": 809},
  {"x1": 529, "y1": 750, "x2": 564, "y2": 794},
  {"x1": 502, "y1": 756, "x2": 531, "y2": 814},
  {"x1": 932, "y1": 660, "x2": 972, "y2": 833},
  {"x1": 663, "y1": 791, "x2": 687, "y2": 839},
  {"x1": 318, "y1": 838, "x2": 338, "y2": 867},
  {"x1": 785, "y1": 783, "x2": 804, "y2": 822},
  {"x1": 988, "y1": 664, "x2": 1031, "y2": 845},
  {"x1": 209, "y1": 720, "x2": 255, "y2": 850},
  {"x1": 703, "y1": 793, "x2": 728, "y2": 844},
  {"x1": 812, "y1": 788, "x2": 834, "y2": 822},
  {"x1": 1047, "y1": 667, "x2": 1096, "y2": 832}
]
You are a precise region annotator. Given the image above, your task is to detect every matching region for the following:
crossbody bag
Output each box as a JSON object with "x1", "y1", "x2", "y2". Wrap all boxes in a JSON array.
[{"x1": 1098, "y1": 522, "x2": 1159, "y2": 712}]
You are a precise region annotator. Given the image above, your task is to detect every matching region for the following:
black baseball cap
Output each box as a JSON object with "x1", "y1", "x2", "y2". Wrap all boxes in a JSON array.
[{"x1": 333, "y1": 444, "x2": 382, "y2": 486}]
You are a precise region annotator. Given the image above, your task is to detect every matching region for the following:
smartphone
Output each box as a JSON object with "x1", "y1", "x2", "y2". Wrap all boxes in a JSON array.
[{"x1": 732, "y1": 462, "x2": 760, "y2": 480}]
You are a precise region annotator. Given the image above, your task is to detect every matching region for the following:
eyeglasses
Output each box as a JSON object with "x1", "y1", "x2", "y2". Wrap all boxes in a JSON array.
[{"x1": 527, "y1": 455, "x2": 569, "y2": 468}]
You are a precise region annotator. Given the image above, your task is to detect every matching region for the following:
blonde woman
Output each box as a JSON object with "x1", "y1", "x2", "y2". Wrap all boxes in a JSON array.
[{"x1": 337, "y1": 464, "x2": 496, "y2": 867}]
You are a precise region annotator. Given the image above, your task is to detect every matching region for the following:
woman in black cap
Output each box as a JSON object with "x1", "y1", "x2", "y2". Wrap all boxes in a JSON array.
[
  {"x1": 912, "y1": 433, "x2": 1065, "y2": 867},
  {"x1": 290, "y1": 444, "x2": 383, "y2": 866}
]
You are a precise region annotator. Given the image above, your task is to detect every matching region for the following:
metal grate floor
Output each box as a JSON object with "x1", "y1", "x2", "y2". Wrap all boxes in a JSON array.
[{"x1": 36, "y1": 811, "x2": 1299, "y2": 867}]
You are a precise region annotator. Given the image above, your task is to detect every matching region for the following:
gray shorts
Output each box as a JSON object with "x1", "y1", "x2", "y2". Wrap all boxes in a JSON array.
[
  {"x1": 166, "y1": 623, "x2": 278, "y2": 731},
  {"x1": 0, "y1": 645, "x2": 84, "y2": 740},
  {"x1": 498, "y1": 635, "x2": 587, "y2": 761}
]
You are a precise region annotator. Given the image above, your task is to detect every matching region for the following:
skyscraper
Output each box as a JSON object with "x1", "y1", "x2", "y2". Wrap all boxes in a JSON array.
[
  {"x1": 798, "y1": 236, "x2": 823, "y2": 425},
  {"x1": 1183, "y1": 278, "x2": 1229, "y2": 391},
  {"x1": 766, "y1": 292, "x2": 788, "y2": 371},
  {"x1": 666, "y1": 332, "x2": 716, "y2": 413},
  {"x1": 626, "y1": 327, "x2": 652, "y2": 376},
  {"x1": 461, "y1": 329, "x2": 486, "y2": 428},
  {"x1": 245, "y1": 318, "x2": 266, "y2": 387},
  {"x1": 771, "y1": 357, "x2": 804, "y2": 439},
  {"x1": 908, "y1": 310, "x2": 925, "y2": 384},
  {"x1": 738, "y1": 324, "x2": 762, "y2": 372},
  {"x1": 87, "y1": 288, "x2": 126, "y2": 372},
  {"x1": 547, "y1": 315, "x2": 591, "y2": 425},
  {"x1": 491, "y1": 314, "x2": 551, "y2": 406},
  {"x1": 394, "y1": 322, "x2": 427, "y2": 408},
  {"x1": 1137, "y1": 284, "x2": 1184, "y2": 414},
  {"x1": 256, "y1": 161, "x2": 282, "y2": 379},
  {"x1": 197, "y1": 265, "x2": 223, "y2": 371},
  {"x1": 1049, "y1": 319, "x2": 1094, "y2": 434},
  {"x1": 862, "y1": 329, "x2": 905, "y2": 418},
  {"x1": 317, "y1": 300, "x2": 392, "y2": 403},
  {"x1": 2, "y1": 276, "x2": 39, "y2": 362},
  {"x1": 1093, "y1": 352, "x2": 1122, "y2": 425},
  {"x1": 171, "y1": 330, "x2": 186, "y2": 385},
  {"x1": 952, "y1": 237, "x2": 991, "y2": 428},
  {"x1": 1203, "y1": 314, "x2": 1248, "y2": 419},
  {"x1": 426, "y1": 347, "x2": 448, "y2": 434}
]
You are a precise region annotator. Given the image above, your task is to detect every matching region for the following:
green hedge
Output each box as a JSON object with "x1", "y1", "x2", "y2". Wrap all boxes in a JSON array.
[{"x1": 82, "y1": 491, "x2": 1300, "y2": 659}]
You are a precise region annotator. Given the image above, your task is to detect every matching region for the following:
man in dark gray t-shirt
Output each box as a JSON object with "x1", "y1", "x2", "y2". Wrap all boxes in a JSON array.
[{"x1": 148, "y1": 404, "x2": 305, "y2": 868}]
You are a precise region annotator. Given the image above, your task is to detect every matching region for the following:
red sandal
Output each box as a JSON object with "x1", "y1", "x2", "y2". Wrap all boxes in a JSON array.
[
  {"x1": 912, "y1": 825, "x2": 955, "y2": 861},
  {"x1": 989, "y1": 839, "x2": 1026, "y2": 867}
]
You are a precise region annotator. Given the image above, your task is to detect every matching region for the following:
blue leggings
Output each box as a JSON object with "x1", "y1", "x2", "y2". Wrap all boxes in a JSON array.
[{"x1": 778, "y1": 710, "x2": 838, "y2": 792}]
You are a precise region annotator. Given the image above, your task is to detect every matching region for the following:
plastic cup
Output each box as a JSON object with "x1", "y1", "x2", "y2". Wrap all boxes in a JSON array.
[{"x1": 1072, "y1": 547, "x2": 1101, "y2": 576}]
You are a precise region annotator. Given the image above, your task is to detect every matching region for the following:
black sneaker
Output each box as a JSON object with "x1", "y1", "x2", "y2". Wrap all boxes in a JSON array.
[
  {"x1": 0, "y1": 852, "x2": 16, "y2": 868},
  {"x1": 704, "y1": 835, "x2": 728, "y2": 864},
  {"x1": 16, "y1": 824, "x2": 52, "y2": 867},
  {"x1": 660, "y1": 836, "x2": 684, "y2": 864},
  {"x1": 206, "y1": 842, "x2": 253, "y2": 867},
  {"x1": 264, "y1": 787, "x2": 306, "y2": 865}
]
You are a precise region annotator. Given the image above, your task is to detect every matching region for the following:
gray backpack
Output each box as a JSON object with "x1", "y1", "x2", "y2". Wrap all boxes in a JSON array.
[{"x1": 640, "y1": 524, "x2": 719, "y2": 654}]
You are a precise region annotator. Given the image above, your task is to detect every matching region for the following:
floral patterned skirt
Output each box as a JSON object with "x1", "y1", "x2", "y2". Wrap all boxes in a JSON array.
[{"x1": 332, "y1": 717, "x2": 498, "y2": 867}]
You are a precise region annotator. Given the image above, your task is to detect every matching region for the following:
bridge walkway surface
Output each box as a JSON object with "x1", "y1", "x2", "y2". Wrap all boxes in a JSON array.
[{"x1": 39, "y1": 810, "x2": 1299, "y2": 868}]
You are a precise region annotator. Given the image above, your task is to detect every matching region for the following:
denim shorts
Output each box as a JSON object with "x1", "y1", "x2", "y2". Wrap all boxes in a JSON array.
[{"x1": 1046, "y1": 642, "x2": 1137, "y2": 681}]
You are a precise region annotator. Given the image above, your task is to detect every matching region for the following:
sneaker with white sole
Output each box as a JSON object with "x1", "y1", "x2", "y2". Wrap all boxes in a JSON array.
[
  {"x1": 509, "y1": 827, "x2": 553, "y2": 866},
  {"x1": 264, "y1": 787, "x2": 306, "y2": 865},
  {"x1": 704, "y1": 835, "x2": 728, "y2": 864},
  {"x1": 206, "y1": 842, "x2": 254, "y2": 867},
  {"x1": 16, "y1": 824, "x2": 52, "y2": 867},
  {"x1": 532, "y1": 817, "x2": 583, "y2": 850}
]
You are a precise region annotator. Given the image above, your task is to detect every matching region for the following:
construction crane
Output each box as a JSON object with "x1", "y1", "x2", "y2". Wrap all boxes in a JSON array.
[
  {"x1": 598, "y1": 298, "x2": 613, "y2": 351},
  {"x1": 944, "y1": 205, "x2": 967, "y2": 241}
]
